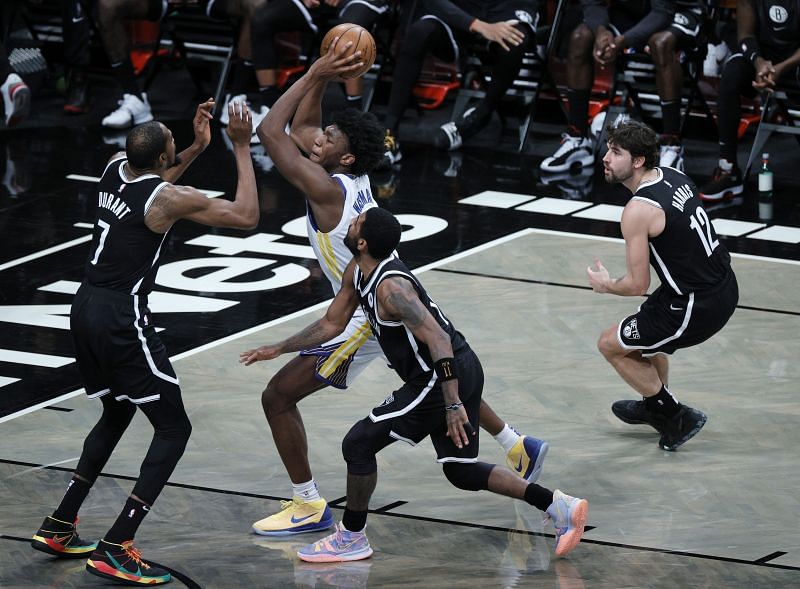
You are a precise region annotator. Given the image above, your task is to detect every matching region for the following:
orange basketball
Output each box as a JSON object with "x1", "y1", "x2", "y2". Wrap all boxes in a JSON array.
[{"x1": 320, "y1": 23, "x2": 376, "y2": 79}]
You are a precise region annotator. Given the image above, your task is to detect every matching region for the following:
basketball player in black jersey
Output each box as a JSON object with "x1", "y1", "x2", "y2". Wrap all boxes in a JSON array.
[
  {"x1": 30, "y1": 99, "x2": 258, "y2": 585},
  {"x1": 241, "y1": 207, "x2": 589, "y2": 562},
  {"x1": 587, "y1": 120, "x2": 738, "y2": 451}
]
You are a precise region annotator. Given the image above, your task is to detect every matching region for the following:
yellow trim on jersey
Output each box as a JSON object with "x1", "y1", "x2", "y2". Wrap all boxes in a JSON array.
[
  {"x1": 316, "y1": 232, "x2": 342, "y2": 282},
  {"x1": 318, "y1": 322, "x2": 373, "y2": 378}
]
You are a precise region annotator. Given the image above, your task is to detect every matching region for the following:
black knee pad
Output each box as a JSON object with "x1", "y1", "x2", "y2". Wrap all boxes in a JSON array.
[
  {"x1": 341, "y1": 419, "x2": 381, "y2": 476},
  {"x1": 442, "y1": 461, "x2": 493, "y2": 492}
]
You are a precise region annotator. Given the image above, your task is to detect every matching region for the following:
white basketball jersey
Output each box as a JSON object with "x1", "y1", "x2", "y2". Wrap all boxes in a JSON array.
[{"x1": 307, "y1": 173, "x2": 377, "y2": 293}]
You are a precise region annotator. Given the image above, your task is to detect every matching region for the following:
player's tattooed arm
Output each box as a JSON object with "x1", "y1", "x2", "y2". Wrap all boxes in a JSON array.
[{"x1": 380, "y1": 277, "x2": 428, "y2": 328}]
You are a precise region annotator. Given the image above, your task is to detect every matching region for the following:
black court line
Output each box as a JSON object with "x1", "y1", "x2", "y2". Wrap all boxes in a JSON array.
[
  {"x1": 755, "y1": 551, "x2": 789, "y2": 564},
  {"x1": 2, "y1": 459, "x2": 798, "y2": 573},
  {"x1": 373, "y1": 500, "x2": 408, "y2": 513},
  {"x1": 432, "y1": 268, "x2": 800, "y2": 318},
  {"x1": 0, "y1": 535, "x2": 202, "y2": 589},
  {"x1": 327, "y1": 495, "x2": 348, "y2": 507},
  {"x1": 43, "y1": 406, "x2": 74, "y2": 412}
]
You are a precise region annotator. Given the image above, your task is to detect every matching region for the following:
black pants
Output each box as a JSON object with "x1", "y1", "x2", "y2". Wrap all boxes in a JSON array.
[{"x1": 61, "y1": 0, "x2": 91, "y2": 69}]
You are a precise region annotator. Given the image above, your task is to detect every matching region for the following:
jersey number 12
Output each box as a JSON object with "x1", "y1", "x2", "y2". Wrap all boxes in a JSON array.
[{"x1": 689, "y1": 206, "x2": 719, "y2": 257}]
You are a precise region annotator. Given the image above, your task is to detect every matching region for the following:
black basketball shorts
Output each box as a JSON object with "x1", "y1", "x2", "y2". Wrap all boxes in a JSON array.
[
  {"x1": 71, "y1": 284, "x2": 180, "y2": 404},
  {"x1": 617, "y1": 270, "x2": 738, "y2": 356}
]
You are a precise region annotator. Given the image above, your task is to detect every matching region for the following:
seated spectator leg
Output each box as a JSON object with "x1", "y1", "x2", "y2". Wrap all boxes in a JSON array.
[
  {"x1": 649, "y1": 30, "x2": 684, "y2": 167},
  {"x1": 337, "y1": 0, "x2": 389, "y2": 111},
  {"x1": 61, "y1": 0, "x2": 92, "y2": 113},
  {"x1": 566, "y1": 23, "x2": 596, "y2": 137}
]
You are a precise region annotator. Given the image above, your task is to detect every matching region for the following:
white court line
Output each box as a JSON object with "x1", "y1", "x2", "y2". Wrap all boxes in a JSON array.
[
  {"x1": 0, "y1": 235, "x2": 93, "y2": 273},
  {"x1": 0, "y1": 229, "x2": 535, "y2": 424}
]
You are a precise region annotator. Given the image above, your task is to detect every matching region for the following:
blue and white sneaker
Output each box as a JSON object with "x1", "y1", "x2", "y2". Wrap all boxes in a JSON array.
[
  {"x1": 506, "y1": 435, "x2": 549, "y2": 483},
  {"x1": 252, "y1": 497, "x2": 334, "y2": 536},
  {"x1": 297, "y1": 522, "x2": 373, "y2": 563},
  {"x1": 545, "y1": 489, "x2": 589, "y2": 558}
]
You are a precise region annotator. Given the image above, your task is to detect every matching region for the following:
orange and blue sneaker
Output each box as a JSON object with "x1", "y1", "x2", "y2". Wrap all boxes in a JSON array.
[
  {"x1": 31, "y1": 515, "x2": 97, "y2": 558},
  {"x1": 545, "y1": 490, "x2": 589, "y2": 558},
  {"x1": 252, "y1": 497, "x2": 334, "y2": 536},
  {"x1": 297, "y1": 522, "x2": 373, "y2": 563},
  {"x1": 506, "y1": 435, "x2": 549, "y2": 483},
  {"x1": 86, "y1": 540, "x2": 171, "y2": 585}
]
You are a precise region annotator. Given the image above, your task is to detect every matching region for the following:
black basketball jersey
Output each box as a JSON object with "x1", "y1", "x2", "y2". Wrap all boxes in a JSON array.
[
  {"x1": 83, "y1": 156, "x2": 170, "y2": 296},
  {"x1": 633, "y1": 167, "x2": 731, "y2": 295},
  {"x1": 354, "y1": 257, "x2": 469, "y2": 383},
  {"x1": 755, "y1": 0, "x2": 800, "y2": 57}
]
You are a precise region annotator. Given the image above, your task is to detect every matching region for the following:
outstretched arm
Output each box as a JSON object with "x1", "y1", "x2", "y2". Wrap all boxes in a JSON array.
[
  {"x1": 162, "y1": 99, "x2": 215, "y2": 184},
  {"x1": 290, "y1": 79, "x2": 327, "y2": 155},
  {"x1": 240, "y1": 260, "x2": 361, "y2": 364},
  {"x1": 378, "y1": 276, "x2": 473, "y2": 449}
]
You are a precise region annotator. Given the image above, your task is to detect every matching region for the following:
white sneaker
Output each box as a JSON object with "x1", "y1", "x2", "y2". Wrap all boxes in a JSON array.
[
  {"x1": 1, "y1": 73, "x2": 30, "y2": 127},
  {"x1": 219, "y1": 93, "x2": 248, "y2": 126},
  {"x1": 102, "y1": 93, "x2": 153, "y2": 129},
  {"x1": 659, "y1": 144, "x2": 684, "y2": 171},
  {"x1": 250, "y1": 106, "x2": 270, "y2": 144},
  {"x1": 540, "y1": 134, "x2": 594, "y2": 173}
]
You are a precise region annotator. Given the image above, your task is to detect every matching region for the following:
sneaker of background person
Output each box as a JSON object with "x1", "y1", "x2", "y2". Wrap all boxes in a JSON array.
[
  {"x1": 86, "y1": 540, "x2": 171, "y2": 585},
  {"x1": 540, "y1": 134, "x2": 594, "y2": 173},
  {"x1": 506, "y1": 435, "x2": 549, "y2": 483},
  {"x1": 658, "y1": 405, "x2": 707, "y2": 451},
  {"x1": 31, "y1": 516, "x2": 97, "y2": 558},
  {"x1": 64, "y1": 71, "x2": 90, "y2": 114},
  {"x1": 1, "y1": 72, "x2": 30, "y2": 127},
  {"x1": 699, "y1": 162, "x2": 744, "y2": 201},
  {"x1": 545, "y1": 490, "x2": 589, "y2": 558},
  {"x1": 101, "y1": 93, "x2": 153, "y2": 129},
  {"x1": 659, "y1": 143, "x2": 684, "y2": 171},
  {"x1": 377, "y1": 129, "x2": 402, "y2": 170},
  {"x1": 435, "y1": 107, "x2": 492, "y2": 151},
  {"x1": 297, "y1": 522, "x2": 373, "y2": 563},
  {"x1": 252, "y1": 497, "x2": 334, "y2": 536}
]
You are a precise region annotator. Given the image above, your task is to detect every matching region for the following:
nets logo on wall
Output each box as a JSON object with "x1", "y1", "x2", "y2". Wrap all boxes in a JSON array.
[{"x1": 0, "y1": 214, "x2": 450, "y2": 418}]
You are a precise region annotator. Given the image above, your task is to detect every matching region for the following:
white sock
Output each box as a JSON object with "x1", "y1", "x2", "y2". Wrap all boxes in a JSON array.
[
  {"x1": 292, "y1": 479, "x2": 321, "y2": 502},
  {"x1": 494, "y1": 424, "x2": 521, "y2": 453}
]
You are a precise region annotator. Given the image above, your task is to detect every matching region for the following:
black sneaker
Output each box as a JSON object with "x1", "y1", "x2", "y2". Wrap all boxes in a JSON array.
[
  {"x1": 31, "y1": 516, "x2": 97, "y2": 558},
  {"x1": 64, "y1": 71, "x2": 90, "y2": 114},
  {"x1": 86, "y1": 540, "x2": 171, "y2": 585},
  {"x1": 699, "y1": 166, "x2": 743, "y2": 202},
  {"x1": 658, "y1": 406, "x2": 707, "y2": 451},
  {"x1": 376, "y1": 129, "x2": 401, "y2": 170},
  {"x1": 611, "y1": 399, "x2": 668, "y2": 432},
  {"x1": 435, "y1": 107, "x2": 490, "y2": 151}
]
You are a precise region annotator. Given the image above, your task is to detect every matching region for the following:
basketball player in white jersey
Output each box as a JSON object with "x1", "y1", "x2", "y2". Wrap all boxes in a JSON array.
[{"x1": 247, "y1": 38, "x2": 549, "y2": 535}]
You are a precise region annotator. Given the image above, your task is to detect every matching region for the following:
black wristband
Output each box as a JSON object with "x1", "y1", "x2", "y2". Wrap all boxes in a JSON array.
[
  {"x1": 434, "y1": 357, "x2": 458, "y2": 381},
  {"x1": 740, "y1": 37, "x2": 760, "y2": 65}
]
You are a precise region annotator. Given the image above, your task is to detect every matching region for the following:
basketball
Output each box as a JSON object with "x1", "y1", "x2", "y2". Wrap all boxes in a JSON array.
[{"x1": 320, "y1": 23, "x2": 376, "y2": 79}]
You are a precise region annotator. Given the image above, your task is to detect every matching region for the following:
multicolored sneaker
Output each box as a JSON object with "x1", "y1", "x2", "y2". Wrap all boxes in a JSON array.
[
  {"x1": 252, "y1": 497, "x2": 334, "y2": 536},
  {"x1": 31, "y1": 515, "x2": 97, "y2": 558},
  {"x1": 545, "y1": 490, "x2": 589, "y2": 558},
  {"x1": 86, "y1": 540, "x2": 171, "y2": 585},
  {"x1": 297, "y1": 522, "x2": 373, "y2": 563},
  {"x1": 506, "y1": 435, "x2": 549, "y2": 483}
]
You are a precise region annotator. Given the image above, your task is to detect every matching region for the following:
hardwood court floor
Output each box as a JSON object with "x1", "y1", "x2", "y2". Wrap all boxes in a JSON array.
[{"x1": 2, "y1": 230, "x2": 798, "y2": 588}]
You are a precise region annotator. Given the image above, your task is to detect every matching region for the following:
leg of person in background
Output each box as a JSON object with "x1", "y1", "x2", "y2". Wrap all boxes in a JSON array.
[
  {"x1": 61, "y1": 0, "x2": 92, "y2": 114},
  {"x1": 540, "y1": 23, "x2": 596, "y2": 173},
  {"x1": 249, "y1": 0, "x2": 314, "y2": 141},
  {"x1": 207, "y1": 0, "x2": 265, "y2": 124},
  {"x1": 698, "y1": 54, "x2": 753, "y2": 201},
  {"x1": 649, "y1": 29, "x2": 685, "y2": 170},
  {"x1": 96, "y1": 0, "x2": 162, "y2": 128},
  {"x1": 337, "y1": 0, "x2": 389, "y2": 112},
  {"x1": 0, "y1": 40, "x2": 31, "y2": 127},
  {"x1": 377, "y1": 17, "x2": 449, "y2": 168}
]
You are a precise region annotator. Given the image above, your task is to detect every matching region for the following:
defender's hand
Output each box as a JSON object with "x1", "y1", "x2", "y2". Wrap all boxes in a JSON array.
[
  {"x1": 225, "y1": 101, "x2": 253, "y2": 147},
  {"x1": 239, "y1": 344, "x2": 283, "y2": 365},
  {"x1": 445, "y1": 405, "x2": 473, "y2": 449},
  {"x1": 193, "y1": 98, "x2": 214, "y2": 149},
  {"x1": 587, "y1": 258, "x2": 611, "y2": 293}
]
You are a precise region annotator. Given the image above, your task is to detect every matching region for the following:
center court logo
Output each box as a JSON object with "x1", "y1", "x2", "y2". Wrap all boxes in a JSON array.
[{"x1": 623, "y1": 318, "x2": 640, "y2": 340}]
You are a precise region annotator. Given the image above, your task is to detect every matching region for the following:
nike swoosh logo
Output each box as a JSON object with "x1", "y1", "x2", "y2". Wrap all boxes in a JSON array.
[
  {"x1": 670, "y1": 304, "x2": 683, "y2": 311},
  {"x1": 515, "y1": 456, "x2": 524, "y2": 472},
  {"x1": 72, "y1": 16, "x2": 85, "y2": 22},
  {"x1": 290, "y1": 513, "x2": 316, "y2": 524}
]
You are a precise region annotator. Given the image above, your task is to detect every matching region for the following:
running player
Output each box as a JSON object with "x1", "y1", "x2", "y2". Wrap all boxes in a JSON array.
[
  {"x1": 587, "y1": 120, "x2": 738, "y2": 450},
  {"x1": 249, "y1": 37, "x2": 549, "y2": 536}
]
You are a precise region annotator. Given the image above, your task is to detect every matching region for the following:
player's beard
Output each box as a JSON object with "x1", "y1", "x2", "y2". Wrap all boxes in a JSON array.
[{"x1": 343, "y1": 233, "x2": 359, "y2": 257}]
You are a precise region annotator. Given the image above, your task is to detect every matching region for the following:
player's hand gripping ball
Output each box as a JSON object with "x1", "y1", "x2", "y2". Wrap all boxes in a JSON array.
[{"x1": 320, "y1": 23, "x2": 376, "y2": 79}]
